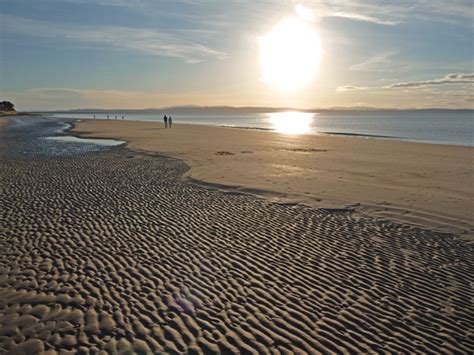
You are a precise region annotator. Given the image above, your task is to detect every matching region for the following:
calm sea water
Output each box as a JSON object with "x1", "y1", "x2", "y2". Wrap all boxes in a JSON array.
[
  {"x1": 2, "y1": 117, "x2": 124, "y2": 157},
  {"x1": 49, "y1": 111, "x2": 474, "y2": 146}
]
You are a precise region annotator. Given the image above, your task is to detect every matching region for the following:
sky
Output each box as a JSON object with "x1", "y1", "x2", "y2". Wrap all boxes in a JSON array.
[{"x1": 0, "y1": 0, "x2": 473, "y2": 110}]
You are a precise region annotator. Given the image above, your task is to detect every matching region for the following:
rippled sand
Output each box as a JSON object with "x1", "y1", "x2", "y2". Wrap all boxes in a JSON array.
[
  {"x1": 1, "y1": 148, "x2": 473, "y2": 353},
  {"x1": 73, "y1": 120, "x2": 474, "y2": 236}
]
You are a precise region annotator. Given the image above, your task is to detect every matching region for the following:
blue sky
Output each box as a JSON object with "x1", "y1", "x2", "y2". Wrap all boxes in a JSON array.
[{"x1": 0, "y1": 0, "x2": 473, "y2": 110}]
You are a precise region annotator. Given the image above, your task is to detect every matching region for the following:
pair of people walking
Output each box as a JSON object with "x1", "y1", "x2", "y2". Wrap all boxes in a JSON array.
[{"x1": 163, "y1": 115, "x2": 173, "y2": 128}]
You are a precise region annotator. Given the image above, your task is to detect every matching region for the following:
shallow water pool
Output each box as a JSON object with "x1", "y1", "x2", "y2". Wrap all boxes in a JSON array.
[{"x1": 45, "y1": 135, "x2": 125, "y2": 146}]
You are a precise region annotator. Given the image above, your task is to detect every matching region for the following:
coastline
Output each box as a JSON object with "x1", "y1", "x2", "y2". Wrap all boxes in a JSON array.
[
  {"x1": 72, "y1": 120, "x2": 474, "y2": 236},
  {"x1": 0, "y1": 112, "x2": 16, "y2": 118}
]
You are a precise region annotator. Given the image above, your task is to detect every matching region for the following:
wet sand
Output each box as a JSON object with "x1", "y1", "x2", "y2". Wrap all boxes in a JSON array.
[
  {"x1": 1, "y1": 150, "x2": 473, "y2": 353},
  {"x1": 1, "y1": 118, "x2": 473, "y2": 353},
  {"x1": 74, "y1": 120, "x2": 474, "y2": 236},
  {"x1": 1, "y1": 117, "x2": 474, "y2": 353}
]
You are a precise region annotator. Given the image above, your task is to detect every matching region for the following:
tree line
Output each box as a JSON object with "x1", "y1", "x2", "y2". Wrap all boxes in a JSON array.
[{"x1": 0, "y1": 101, "x2": 15, "y2": 112}]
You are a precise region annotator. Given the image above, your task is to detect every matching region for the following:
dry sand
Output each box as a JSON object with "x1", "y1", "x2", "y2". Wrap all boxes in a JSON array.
[
  {"x1": 1, "y1": 143, "x2": 473, "y2": 353},
  {"x1": 74, "y1": 120, "x2": 474, "y2": 236}
]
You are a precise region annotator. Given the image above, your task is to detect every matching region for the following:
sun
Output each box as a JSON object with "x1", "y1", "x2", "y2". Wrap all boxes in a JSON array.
[{"x1": 259, "y1": 17, "x2": 321, "y2": 91}]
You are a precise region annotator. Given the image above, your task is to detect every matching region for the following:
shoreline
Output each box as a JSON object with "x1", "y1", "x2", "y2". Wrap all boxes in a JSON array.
[
  {"x1": 59, "y1": 117, "x2": 473, "y2": 147},
  {"x1": 224, "y1": 125, "x2": 472, "y2": 147},
  {"x1": 71, "y1": 119, "x2": 473, "y2": 236}
]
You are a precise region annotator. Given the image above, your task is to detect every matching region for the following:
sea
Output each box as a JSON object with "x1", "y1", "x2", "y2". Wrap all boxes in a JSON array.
[{"x1": 48, "y1": 110, "x2": 473, "y2": 147}]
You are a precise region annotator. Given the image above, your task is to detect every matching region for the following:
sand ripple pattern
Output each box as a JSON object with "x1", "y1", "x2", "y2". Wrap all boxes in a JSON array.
[{"x1": 1, "y1": 149, "x2": 473, "y2": 354}]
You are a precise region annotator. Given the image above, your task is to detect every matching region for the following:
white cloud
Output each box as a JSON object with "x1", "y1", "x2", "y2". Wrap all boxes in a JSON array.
[
  {"x1": 387, "y1": 73, "x2": 474, "y2": 88},
  {"x1": 338, "y1": 73, "x2": 474, "y2": 93},
  {"x1": 1, "y1": 14, "x2": 225, "y2": 63},
  {"x1": 52, "y1": 1, "x2": 474, "y2": 28},
  {"x1": 38, "y1": 1, "x2": 474, "y2": 29},
  {"x1": 424, "y1": 1, "x2": 474, "y2": 20},
  {"x1": 336, "y1": 85, "x2": 368, "y2": 92},
  {"x1": 350, "y1": 51, "x2": 397, "y2": 72},
  {"x1": 61, "y1": 0, "x2": 145, "y2": 8},
  {"x1": 292, "y1": 0, "x2": 474, "y2": 26},
  {"x1": 290, "y1": 0, "x2": 403, "y2": 25},
  {"x1": 295, "y1": 4, "x2": 316, "y2": 22},
  {"x1": 331, "y1": 12, "x2": 399, "y2": 26}
]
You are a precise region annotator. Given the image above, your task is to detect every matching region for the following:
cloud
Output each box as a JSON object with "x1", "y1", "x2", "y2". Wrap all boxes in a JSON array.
[
  {"x1": 292, "y1": 0, "x2": 474, "y2": 26},
  {"x1": 61, "y1": 0, "x2": 145, "y2": 8},
  {"x1": 295, "y1": 4, "x2": 316, "y2": 22},
  {"x1": 1, "y1": 14, "x2": 225, "y2": 63},
  {"x1": 424, "y1": 1, "x2": 474, "y2": 20},
  {"x1": 336, "y1": 85, "x2": 368, "y2": 92},
  {"x1": 350, "y1": 51, "x2": 397, "y2": 72},
  {"x1": 338, "y1": 73, "x2": 474, "y2": 94},
  {"x1": 53, "y1": 0, "x2": 466, "y2": 28},
  {"x1": 29, "y1": 1, "x2": 474, "y2": 30},
  {"x1": 331, "y1": 12, "x2": 399, "y2": 26},
  {"x1": 290, "y1": 0, "x2": 404, "y2": 26},
  {"x1": 387, "y1": 73, "x2": 474, "y2": 88},
  {"x1": 27, "y1": 88, "x2": 84, "y2": 99}
]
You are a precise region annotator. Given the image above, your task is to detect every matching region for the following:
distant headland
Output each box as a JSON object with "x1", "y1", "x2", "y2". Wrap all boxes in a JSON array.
[{"x1": 0, "y1": 101, "x2": 16, "y2": 116}]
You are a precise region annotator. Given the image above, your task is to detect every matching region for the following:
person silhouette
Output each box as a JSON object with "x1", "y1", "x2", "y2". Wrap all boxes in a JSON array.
[
  {"x1": 163, "y1": 115, "x2": 168, "y2": 128},
  {"x1": 107, "y1": 115, "x2": 109, "y2": 120},
  {"x1": 169, "y1": 116, "x2": 172, "y2": 128}
]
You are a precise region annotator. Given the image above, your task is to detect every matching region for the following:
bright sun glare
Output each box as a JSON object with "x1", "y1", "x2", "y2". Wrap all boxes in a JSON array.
[
  {"x1": 259, "y1": 14, "x2": 321, "y2": 91},
  {"x1": 267, "y1": 112, "x2": 313, "y2": 134}
]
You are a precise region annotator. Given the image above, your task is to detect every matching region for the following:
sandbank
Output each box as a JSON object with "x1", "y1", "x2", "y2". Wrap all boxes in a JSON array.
[{"x1": 73, "y1": 120, "x2": 474, "y2": 236}]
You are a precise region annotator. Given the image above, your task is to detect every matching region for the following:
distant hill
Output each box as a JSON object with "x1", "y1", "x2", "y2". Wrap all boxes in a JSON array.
[
  {"x1": 43, "y1": 106, "x2": 299, "y2": 115},
  {"x1": 41, "y1": 106, "x2": 474, "y2": 115}
]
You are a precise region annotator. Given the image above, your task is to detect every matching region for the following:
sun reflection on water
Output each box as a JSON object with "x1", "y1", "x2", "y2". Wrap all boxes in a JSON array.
[{"x1": 267, "y1": 112, "x2": 313, "y2": 134}]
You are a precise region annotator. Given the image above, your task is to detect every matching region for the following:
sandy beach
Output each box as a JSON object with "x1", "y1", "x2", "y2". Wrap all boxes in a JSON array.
[
  {"x1": 0, "y1": 118, "x2": 473, "y2": 353},
  {"x1": 0, "y1": 118, "x2": 10, "y2": 129},
  {"x1": 74, "y1": 120, "x2": 474, "y2": 236},
  {"x1": 3, "y1": 0, "x2": 474, "y2": 351}
]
